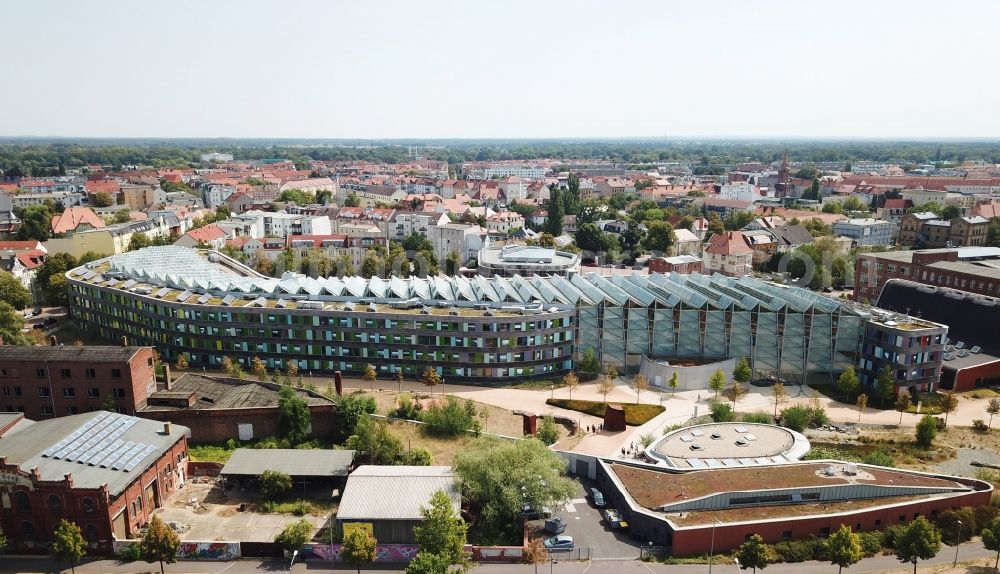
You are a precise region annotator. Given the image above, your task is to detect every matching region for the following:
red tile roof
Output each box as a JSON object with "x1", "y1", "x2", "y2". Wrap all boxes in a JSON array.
[
  {"x1": 704, "y1": 231, "x2": 753, "y2": 255},
  {"x1": 185, "y1": 224, "x2": 227, "y2": 243},
  {"x1": 0, "y1": 241, "x2": 43, "y2": 251},
  {"x1": 15, "y1": 249, "x2": 45, "y2": 269},
  {"x1": 50, "y1": 207, "x2": 106, "y2": 234}
]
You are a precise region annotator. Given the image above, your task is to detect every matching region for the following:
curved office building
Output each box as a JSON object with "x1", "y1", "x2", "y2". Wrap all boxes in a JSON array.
[{"x1": 67, "y1": 246, "x2": 864, "y2": 383}]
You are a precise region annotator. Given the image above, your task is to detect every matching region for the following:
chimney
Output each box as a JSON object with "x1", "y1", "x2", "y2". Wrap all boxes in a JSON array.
[
  {"x1": 164, "y1": 364, "x2": 172, "y2": 390},
  {"x1": 163, "y1": 422, "x2": 172, "y2": 435},
  {"x1": 121, "y1": 336, "x2": 128, "y2": 347},
  {"x1": 49, "y1": 335, "x2": 58, "y2": 346},
  {"x1": 334, "y1": 371, "x2": 343, "y2": 396}
]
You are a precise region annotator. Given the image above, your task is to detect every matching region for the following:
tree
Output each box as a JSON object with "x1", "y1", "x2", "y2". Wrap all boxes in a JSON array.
[
  {"x1": 363, "y1": 363, "x2": 377, "y2": 391},
  {"x1": 725, "y1": 382, "x2": 748, "y2": 410},
  {"x1": 874, "y1": 367, "x2": 895, "y2": 408},
  {"x1": 0, "y1": 302, "x2": 28, "y2": 346},
  {"x1": 344, "y1": 192, "x2": 361, "y2": 207},
  {"x1": 221, "y1": 356, "x2": 235, "y2": 376},
  {"x1": 856, "y1": 393, "x2": 868, "y2": 421},
  {"x1": 524, "y1": 537, "x2": 549, "y2": 574},
  {"x1": 597, "y1": 374, "x2": 615, "y2": 404},
  {"x1": 444, "y1": 250, "x2": 462, "y2": 276},
  {"x1": 633, "y1": 374, "x2": 649, "y2": 404},
  {"x1": 981, "y1": 514, "x2": 1000, "y2": 569},
  {"x1": 896, "y1": 390, "x2": 912, "y2": 425},
  {"x1": 422, "y1": 396, "x2": 481, "y2": 437},
  {"x1": 733, "y1": 358, "x2": 752, "y2": 384},
  {"x1": 836, "y1": 367, "x2": 860, "y2": 402},
  {"x1": 52, "y1": 519, "x2": 87, "y2": 574},
  {"x1": 285, "y1": 360, "x2": 299, "y2": 380},
  {"x1": 251, "y1": 356, "x2": 267, "y2": 381},
  {"x1": 940, "y1": 392, "x2": 959, "y2": 426},
  {"x1": 563, "y1": 372, "x2": 579, "y2": 400},
  {"x1": 577, "y1": 348, "x2": 600, "y2": 375},
  {"x1": 668, "y1": 372, "x2": 679, "y2": 396},
  {"x1": 335, "y1": 392, "x2": 377, "y2": 439},
  {"x1": 544, "y1": 188, "x2": 564, "y2": 236},
  {"x1": 175, "y1": 353, "x2": 188, "y2": 370},
  {"x1": 92, "y1": 192, "x2": 114, "y2": 207},
  {"x1": 709, "y1": 369, "x2": 727, "y2": 399},
  {"x1": 825, "y1": 524, "x2": 863, "y2": 574},
  {"x1": 140, "y1": 515, "x2": 181, "y2": 574},
  {"x1": 771, "y1": 383, "x2": 788, "y2": 418},
  {"x1": 988, "y1": 398, "x2": 1000, "y2": 429},
  {"x1": 128, "y1": 233, "x2": 152, "y2": 251},
  {"x1": 347, "y1": 414, "x2": 403, "y2": 465},
  {"x1": 604, "y1": 364, "x2": 618, "y2": 382},
  {"x1": 641, "y1": 221, "x2": 674, "y2": 253},
  {"x1": 915, "y1": 414, "x2": 937, "y2": 448},
  {"x1": 258, "y1": 469, "x2": 293, "y2": 499},
  {"x1": 454, "y1": 439, "x2": 575, "y2": 544},
  {"x1": 0, "y1": 273, "x2": 31, "y2": 310},
  {"x1": 413, "y1": 490, "x2": 470, "y2": 572},
  {"x1": 274, "y1": 519, "x2": 313, "y2": 553},
  {"x1": 277, "y1": 386, "x2": 310, "y2": 445},
  {"x1": 736, "y1": 533, "x2": 776, "y2": 574},
  {"x1": 341, "y1": 528, "x2": 377, "y2": 574},
  {"x1": 406, "y1": 551, "x2": 451, "y2": 574},
  {"x1": 15, "y1": 203, "x2": 54, "y2": 241},
  {"x1": 895, "y1": 516, "x2": 942, "y2": 574},
  {"x1": 422, "y1": 366, "x2": 442, "y2": 393}
]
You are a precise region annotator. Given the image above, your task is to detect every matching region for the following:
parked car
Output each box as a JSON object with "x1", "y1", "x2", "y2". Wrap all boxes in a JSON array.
[
  {"x1": 590, "y1": 488, "x2": 605, "y2": 507},
  {"x1": 543, "y1": 535, "x2": 575, "y2": 551},
  {"x1": 544, "y1": 516, "x2": 566, "y2": 534},
  {"x1": 604, "y1": 508, "x2": 628, "y2": 529},
  {"x1": 522, "y1": 504, "x2": 553, "y2": 520}
]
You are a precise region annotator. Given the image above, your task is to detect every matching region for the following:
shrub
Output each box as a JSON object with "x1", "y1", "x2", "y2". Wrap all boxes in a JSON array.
[
  {"x1": 935, "y1": 507, "x2": 977, "y2": 542},
  {"x1": 741, "y1": 411, "x2": 774, "y2": 424},
  {"x1": 401, "y1": 448, "x2": 433, "y2": 466},
  {"x1": 393, "y1": 392, "x2": 422, "y2": 420},
  {"x1": 916, "y1": 414, "x2": 937, "y2": 448},
  {"x1": 858, "y1": 531, "x2": 884, "y2": 556},
  {"x1": 772, "y1": 538, "x2": 820, "y2": 562},
  {"x1": 807, "y1": 405, "x2": 829, "y2": 426},
  {"x1": 881, "y1": 524, "x2": 906, "y2": 548},
  {"x1": 422, "y1": 395, "x2": 481, "y2": 436},
  {"x1": 709, "y1": 401, "x2": 735, "y2": 422},
  {"x1": 779, "y1": 406, "x2": 812, "y2": 432},
  {"x1": 274, "y1": 519, "x2": 314, "y2": 552},
  {"x1": 259, "y1": 470, "x2": 293, "y2": 499},
  {"x1": 545, "y1": 399, "x2": 665, "y2": 425},
  {"x1": 973, "y1": 419, "x2": 989, "y2": 433},
  {"x1": 861, "y1": 451, "x2": 895, "y2": 467},
  {"x1": 536, "y1": 416, "x2": 559, "y2": 445},
  {"x1": 116, "y1": 542, "x2": 142, "y2": 562}
]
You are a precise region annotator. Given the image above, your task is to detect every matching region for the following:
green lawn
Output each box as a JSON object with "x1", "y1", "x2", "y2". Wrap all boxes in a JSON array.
[
  {"x1": 545, "y1": 398, "x2": 664, "y2": 425},
  {"x1": 187, "y1": 443, "x2": 235, "y2": 463}
]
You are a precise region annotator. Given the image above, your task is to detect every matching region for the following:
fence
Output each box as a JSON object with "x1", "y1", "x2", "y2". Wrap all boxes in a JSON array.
[
  {"x1": 548, "y1": 547, "x2": 592, "y2": 561},
  {"x1": 639, "y1": 546, "x2": 669, "y2": 561},
  {"x1": 113, "y1": 540, "x2": 240, "y2": 560}
]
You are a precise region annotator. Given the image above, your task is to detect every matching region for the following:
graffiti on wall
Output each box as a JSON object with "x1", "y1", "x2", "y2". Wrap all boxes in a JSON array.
[
  {"x1": 113, "y1": 540, "x2": 240, "y2": 561},
  {"x1": 305, "y1": 543, "x2": 420, "y2": 562}
]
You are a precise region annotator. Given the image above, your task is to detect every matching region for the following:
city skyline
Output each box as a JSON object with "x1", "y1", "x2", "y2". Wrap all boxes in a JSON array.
[{"x1": 2, "y1": 0, "x2": 998, "y2": 139}]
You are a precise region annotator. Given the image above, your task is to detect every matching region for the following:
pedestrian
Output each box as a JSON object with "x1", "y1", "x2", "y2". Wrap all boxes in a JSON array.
[{"x1": 621, "y1": 447, "x2": 626, "y2": 456}]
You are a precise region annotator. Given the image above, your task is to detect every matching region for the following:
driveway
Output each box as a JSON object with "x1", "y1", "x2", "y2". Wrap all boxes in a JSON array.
[{"x1": 527, "y1": 478, "x2": 642, "y2": 560}]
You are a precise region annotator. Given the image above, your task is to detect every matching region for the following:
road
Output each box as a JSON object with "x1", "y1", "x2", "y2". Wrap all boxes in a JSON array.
[{"x1": 1, "y1": 539, "x2": 995, "y2": 574}]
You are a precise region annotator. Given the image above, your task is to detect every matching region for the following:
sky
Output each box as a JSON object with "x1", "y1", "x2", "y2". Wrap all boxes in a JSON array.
[{"x1": 1, "y1": 0, "x2": 998, "y2": 140}]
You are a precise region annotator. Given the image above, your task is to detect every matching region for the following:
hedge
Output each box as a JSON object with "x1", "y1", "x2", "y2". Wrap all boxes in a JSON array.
[{"x1": 545, "y1": 399, "x2": 665, "y2": 426}]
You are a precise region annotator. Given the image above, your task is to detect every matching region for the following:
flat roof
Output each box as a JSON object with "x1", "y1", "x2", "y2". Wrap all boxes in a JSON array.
[
  {"x1": 220, "y1": 448, "x2": 355, "y2": 478},
  {"x1": 0, "y1": 345, "x2": 146, "y2": 362},
  {"x1": 612, "y1": 462, "x2": 967, "y2": 510},
  {"x1": 649, "y1": 423, "x2": 808, "y2": 468},
  {"x1": 142, "y1": 374, "x2": 335, "y2": 411},
  {"x1": 336, "y1": 465, "x2": 459, "y2": 521},
  {"x1": 0, "y1": 412, "x2": 187, "y2": 496}
]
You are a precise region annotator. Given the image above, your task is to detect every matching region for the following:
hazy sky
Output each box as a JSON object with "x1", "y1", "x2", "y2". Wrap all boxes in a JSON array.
[{"x1": 2, "y1": 0, "x2": 998, "y2": 139}]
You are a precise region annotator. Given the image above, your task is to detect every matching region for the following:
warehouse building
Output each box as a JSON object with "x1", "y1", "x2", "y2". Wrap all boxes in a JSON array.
[
  {"x1": 0, "y1": 411, "x2": 189, "y2": 552},
  {"x1": 67, "y1": 246, "x2": 930, "y2": 385}
]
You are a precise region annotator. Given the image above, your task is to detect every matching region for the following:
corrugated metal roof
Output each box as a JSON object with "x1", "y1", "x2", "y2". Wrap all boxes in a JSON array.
[
  {"x1": 336, "y1": 465, "x2": 460, "y2": 521},
  {"x1": 219, "y1": 448, "x2": 355, "y2": 477}
]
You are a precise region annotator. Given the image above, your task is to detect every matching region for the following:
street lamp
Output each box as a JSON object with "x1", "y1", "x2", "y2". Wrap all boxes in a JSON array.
[
  {"x1": 954, "y1": 520, "x2": 963, "y2": 566},
  {"x1": 708, "y1": 518, "x2": 722, "y2": 574}
]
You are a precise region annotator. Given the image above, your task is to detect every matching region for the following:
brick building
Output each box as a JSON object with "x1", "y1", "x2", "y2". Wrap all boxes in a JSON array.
[
  {"x1": 648, "y1": 255, "x2": 702, "y2": 275},
  {"x1": 138, "y1": 373, "x2": 338, "y2": 442},
  {"x1": 854, "y1": 247, "x2": 1000, "y2": 303},
  {"x1": 0, "y1": 346, "x2": 157, "y2": 419},
  {"x1": 0, "y1": 411, "x2": 189, "y2": 552}
]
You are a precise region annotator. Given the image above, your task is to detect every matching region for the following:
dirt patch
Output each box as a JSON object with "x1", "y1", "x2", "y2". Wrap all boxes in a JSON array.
[
  {"x1": 351, "y1": 389, "x2": 528, "y2": 437},
  {"x1": 671, "y1": 495, "x2": 919, "y2": 526}
]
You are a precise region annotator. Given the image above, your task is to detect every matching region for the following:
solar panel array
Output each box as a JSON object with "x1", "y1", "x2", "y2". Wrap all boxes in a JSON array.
[{"x1": 40, "y1": 412, "x2": 155, "y2": 473}]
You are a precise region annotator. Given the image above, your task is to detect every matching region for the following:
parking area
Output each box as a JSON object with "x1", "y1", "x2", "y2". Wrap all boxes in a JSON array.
[{"x1": 527, "y1": 479, "x2": 641, "y2": 560}]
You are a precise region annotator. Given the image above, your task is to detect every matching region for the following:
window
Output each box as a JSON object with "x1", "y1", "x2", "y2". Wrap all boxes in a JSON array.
[
  {"x1": 83, "y1": 524, "x2": 99, "y2": 543},
  {"x1": 13, "y1": 386, "x2": 21, "y2": 396},
  {"x1": 49, "y1": 494, "x2": 63, "y2": 518},
  {"x1": 112, "y1": 388, "x2": 126, "y2": 398},
  {"x1": 21, "y1": 521, "x2": 35, "y2": 541},
  {"x1": 63, "y1": 387, "x2": 76, "y2": 398},
  {"x1": 782, "y1": 531, "x2": 793, "y2": 541},
  {"x1": 14, "y1": 491, "x2": 30, "y2": 512},
  {"x1": 875, "y1": 519, "x2": 882, "y2": 527},
  {"x1": 40, "y1": 406, "x2": 54, "y2": 416},
  {"x1": 85, "y1": 368, "x2": 96, "y2": 379},
  {"x1": 60, "y1": 368, "x2": 71, "y2": 378},
  {"x1": 36, "y1": 368, "x2": 46, "y2": 378},
  {"x1": 819, "y1": 527, "x2": 830, "y2": 536},
  {"x1": 87, "y1": 388, "x2": 100, "y2": 398},
  {"x1": 38, "y1": 387, "x2": 50, "y2": 398},
  {"x1": 111, "y1": 368, "x2": 122, "y2": 378}
]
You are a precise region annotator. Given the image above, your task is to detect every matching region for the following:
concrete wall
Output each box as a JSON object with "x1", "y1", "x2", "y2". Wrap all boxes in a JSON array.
[{"x1": 639, "y1": 356, "x2": 737, "y2": 391}]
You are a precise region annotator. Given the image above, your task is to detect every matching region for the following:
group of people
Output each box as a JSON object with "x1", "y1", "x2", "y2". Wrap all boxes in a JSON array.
[
  {"x1": 586, "y1": 423, "x2": 604, "y2": 433},
  {"x1": 621, "y1": 441, "x2": 643, "y2": 458}
]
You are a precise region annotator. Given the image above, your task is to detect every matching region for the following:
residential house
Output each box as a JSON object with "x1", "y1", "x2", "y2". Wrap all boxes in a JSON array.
[
  {"x1": 485, "y1": 211, "x2": 525, "y2": 234},
  {"x1": 741, "y1": 230, "x2": 779, "y2": 265},
  {"x1": 700, "y1": 198, "x2": 754, "y2": 217},
  {"x1": 702, "y1": 231, "x2": 753, "y2": 277},
  {"x1": 174, "y1": 224, "x2": 228, "y2": 249},
  {"x1": 670, "y1": 228, "x2": 702, "y2": 257},
  {"x1": 286, "y1": 234, "x2": 388, "y2": 270},
  {"x1": 649, "y1": 255, "x2": 702, "y2": 275},
  {"x1": 50, "y1": 207, "x2": 105, "y2": 235},
  {"x1": 0, "y1": 241, "x2": 47, "y2": 289},
  {"x1": 899, "y1": 212, "x2": 938, "y2": 247},
  {"x1": 831, "y1": 218, "x2": 893, "y2": 247},
  {"x1": 431, "y1": 223, "x2": 486, "y2": 264},
  {"x1": 391, "y1": 211, "x2": 451, "y2": 241}
]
